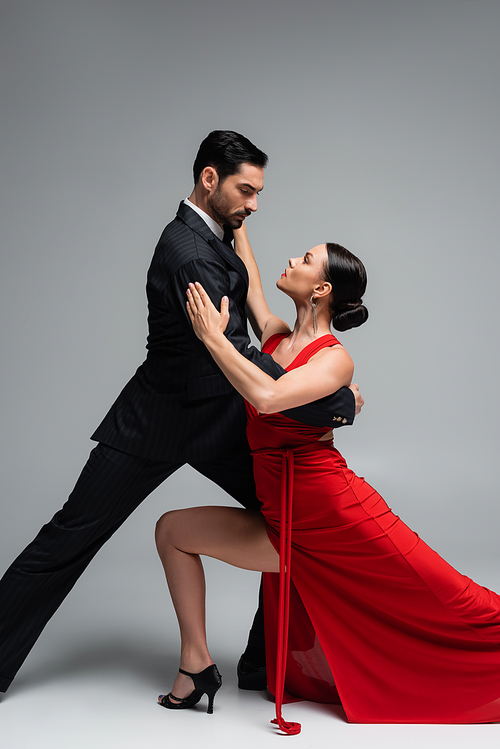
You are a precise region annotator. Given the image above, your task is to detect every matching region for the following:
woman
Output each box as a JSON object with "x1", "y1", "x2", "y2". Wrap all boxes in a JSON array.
[{"x1": 155, "y1": 225, "x2": 500, "y2": 733}]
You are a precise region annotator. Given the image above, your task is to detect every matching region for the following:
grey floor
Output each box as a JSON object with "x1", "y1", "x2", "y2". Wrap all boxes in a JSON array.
[{"x1": 1, "y1": 553, "x2": 499, "y2": 749}]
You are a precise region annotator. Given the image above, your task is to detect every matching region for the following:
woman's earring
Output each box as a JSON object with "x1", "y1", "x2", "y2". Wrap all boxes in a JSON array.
[{"x1": 310, "y1": 295, "x2": 318, "y2": 334}]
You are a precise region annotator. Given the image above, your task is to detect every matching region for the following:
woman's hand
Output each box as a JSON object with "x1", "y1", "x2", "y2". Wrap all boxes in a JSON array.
[
  {"x1": 186, "y1": 282, "x2": 230, "y2": 343},
  {"x1": 232, "y1": 222, "x2": 248, "y2": 257}
]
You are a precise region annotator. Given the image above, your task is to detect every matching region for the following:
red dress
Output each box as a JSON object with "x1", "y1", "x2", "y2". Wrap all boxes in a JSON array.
[{"x1": 245, "y1": 333, "x2": 500, "y2": 732}]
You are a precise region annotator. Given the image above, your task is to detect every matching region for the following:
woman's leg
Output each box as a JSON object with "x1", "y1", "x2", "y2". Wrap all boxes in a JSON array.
[{"x1": 155, "y1": 506, "x2": 278, "y2": 701}]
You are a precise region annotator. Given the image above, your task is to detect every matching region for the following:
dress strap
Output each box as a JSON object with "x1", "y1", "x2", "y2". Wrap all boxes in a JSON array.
[
  {"x1": 262, "y1": 333, "x2": 289, "y2": 356},
  {"x1": 288, "y1": 334, "x2": 341, "y2": 369},
  {"x1": 262, "y1": 333, "x2": 342, "y2": 371}
]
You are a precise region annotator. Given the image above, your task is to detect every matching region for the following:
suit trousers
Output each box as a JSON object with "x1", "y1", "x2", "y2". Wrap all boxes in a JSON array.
[{"x1": 0, "y1": 441, "x2": 262, "y2": 692}]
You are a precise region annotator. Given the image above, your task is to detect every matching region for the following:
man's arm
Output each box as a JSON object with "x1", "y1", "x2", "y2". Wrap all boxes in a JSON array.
[{"x1": 168, "y1": 256, "x2": 357, "y2": 428}]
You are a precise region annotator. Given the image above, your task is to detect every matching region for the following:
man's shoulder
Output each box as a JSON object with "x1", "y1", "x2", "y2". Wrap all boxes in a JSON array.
[{"x1": 153, "y1": 212, "x2": 216, "y2": 274}]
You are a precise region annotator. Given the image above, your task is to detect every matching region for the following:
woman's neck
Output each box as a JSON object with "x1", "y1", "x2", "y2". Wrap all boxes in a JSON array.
[{"x1": 285, "y1": 301, "x2": 331, "y2": 349}]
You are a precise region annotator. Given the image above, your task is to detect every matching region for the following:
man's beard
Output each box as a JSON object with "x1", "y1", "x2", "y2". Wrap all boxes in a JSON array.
[{"x1": 208, "y1": 186, "x2": 248, "y2": 229}]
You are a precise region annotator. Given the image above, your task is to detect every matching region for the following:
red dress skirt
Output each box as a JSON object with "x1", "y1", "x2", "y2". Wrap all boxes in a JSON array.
[{"x1": 246, "y1": 333, "x2": 500, "y2": 731}]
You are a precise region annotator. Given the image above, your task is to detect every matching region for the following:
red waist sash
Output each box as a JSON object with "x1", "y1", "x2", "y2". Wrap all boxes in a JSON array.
[{"x1": 251, "y1": 441, "x2": 331, "y2": 736}]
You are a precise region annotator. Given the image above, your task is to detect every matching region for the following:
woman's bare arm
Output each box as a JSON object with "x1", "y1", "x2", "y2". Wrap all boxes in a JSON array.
[
  {"x1": 233, "y1": 224, "x2": 289, "y2": 344},
  {"x1": 186, "y1": 282, "x2": 354, "y2": 414}
]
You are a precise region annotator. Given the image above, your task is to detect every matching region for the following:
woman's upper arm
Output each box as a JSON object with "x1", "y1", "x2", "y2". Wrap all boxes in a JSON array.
[
  {"x1": 246, "y1": 292, "x2": 275, "y2": 340},
  {"x1": 260, "y1": 316, "x2": 291, "y2": 347},
  {"x1": 258, "y1": 346, "x2": 354, "y2": 414}
]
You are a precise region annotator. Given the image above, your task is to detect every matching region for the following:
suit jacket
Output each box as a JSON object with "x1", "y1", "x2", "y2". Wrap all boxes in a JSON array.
[{"x1": 91, "y1": 202, "x2": 355, "y2": 462}]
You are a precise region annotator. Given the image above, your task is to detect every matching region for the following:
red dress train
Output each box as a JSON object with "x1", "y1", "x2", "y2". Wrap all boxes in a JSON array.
[{"x1": 246, "y1": 333, "x2": 500, "y2": 731}]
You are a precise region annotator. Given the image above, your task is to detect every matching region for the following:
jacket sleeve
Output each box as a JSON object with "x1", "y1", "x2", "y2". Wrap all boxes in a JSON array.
[{"x1": 168, "y1": 256, "x2": 355, "y2": 428}]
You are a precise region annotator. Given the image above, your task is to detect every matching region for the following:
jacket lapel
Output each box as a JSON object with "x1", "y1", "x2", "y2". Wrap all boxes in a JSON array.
[{"x1": 176, "y1": 202, "x2": 249, "y2": 284}]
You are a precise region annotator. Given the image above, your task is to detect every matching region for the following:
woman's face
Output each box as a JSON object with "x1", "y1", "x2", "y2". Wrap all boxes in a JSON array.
[{"x1": 277, "y1": 244, "x2": 329, "y2": 301}]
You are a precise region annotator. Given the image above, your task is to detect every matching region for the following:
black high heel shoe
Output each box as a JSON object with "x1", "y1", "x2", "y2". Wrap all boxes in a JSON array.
[{"x1": 158, "y1": 664, "x2": 222, "y2": 714}]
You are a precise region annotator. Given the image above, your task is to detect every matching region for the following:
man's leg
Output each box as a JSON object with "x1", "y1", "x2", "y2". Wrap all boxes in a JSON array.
[
  {"x1": 0, "y1": 443, "x2": 182, "y2": 693},
  {"x1": 190, "y1": 441, "x2": 267, "y2": 689},
  {"x1": 190, "y1": 441, "x2": 259, "y2": 510}
]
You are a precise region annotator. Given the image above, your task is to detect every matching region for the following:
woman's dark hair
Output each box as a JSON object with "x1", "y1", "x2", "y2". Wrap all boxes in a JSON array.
[
  {"x1": 323, "y1": 243, "x2": 368, "y2": 332},
  {"x1": 193, "y1": 130, "x2": 268, "y2": 184}
]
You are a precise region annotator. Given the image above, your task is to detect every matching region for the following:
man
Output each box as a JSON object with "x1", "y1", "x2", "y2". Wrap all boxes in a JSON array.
[{"x1": 0, "y1": 130, "x2": 361, "y2": 695}]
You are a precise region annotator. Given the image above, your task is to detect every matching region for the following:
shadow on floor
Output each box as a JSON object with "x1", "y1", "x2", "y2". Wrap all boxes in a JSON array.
[{"x1": 10, "y1": 635, "x2": 239, "y2": 696}]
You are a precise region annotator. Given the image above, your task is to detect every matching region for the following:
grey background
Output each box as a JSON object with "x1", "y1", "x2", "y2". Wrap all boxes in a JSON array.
[{"x1": 1, "y1": 1, "x2": 499, "y2": 747}]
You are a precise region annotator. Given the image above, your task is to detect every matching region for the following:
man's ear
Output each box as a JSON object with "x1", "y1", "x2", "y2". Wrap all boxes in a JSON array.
[{"x1": 200, "y1": 166, "x2": 219, "y2": 194}]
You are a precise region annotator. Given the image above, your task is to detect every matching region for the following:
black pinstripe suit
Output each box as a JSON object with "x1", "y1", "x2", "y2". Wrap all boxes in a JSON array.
[{"x1": 0, "y1": 202, "x2": 355, "y2": 692}]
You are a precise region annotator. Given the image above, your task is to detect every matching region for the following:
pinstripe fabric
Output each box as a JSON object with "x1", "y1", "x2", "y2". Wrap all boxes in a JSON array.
[
  {"x1": 0, "y1": 444, "x2": 183, "y2": 691},
  {"x1": 0, "y1": 202, "x2": 355, "y2": 691},
  {"x1": 0, "y1": 440, "x2": 258, "y2": 692},
  {"x1": 91, "y1": 203, "x2": 356, "y2": 462}
]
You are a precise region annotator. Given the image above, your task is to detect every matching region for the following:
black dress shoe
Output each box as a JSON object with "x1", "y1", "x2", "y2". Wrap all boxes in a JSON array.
[{"x1": 237, "y1": 655, "x2": 267, "y2": 691}]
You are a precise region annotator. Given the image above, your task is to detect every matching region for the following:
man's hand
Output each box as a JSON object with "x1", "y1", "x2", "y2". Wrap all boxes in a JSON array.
[{"x1": 349, "y1": 383, "x2": 364, "y2": 415}]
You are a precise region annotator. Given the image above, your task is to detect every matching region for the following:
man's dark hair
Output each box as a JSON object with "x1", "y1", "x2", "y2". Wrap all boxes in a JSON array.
[{"x1": 193, "y1": 130, "x2": 268, "y2": 184}]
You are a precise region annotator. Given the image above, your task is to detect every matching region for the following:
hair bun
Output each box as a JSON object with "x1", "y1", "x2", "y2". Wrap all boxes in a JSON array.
[
  {"x1": 332, "y1": 301, "x2": 368, "y2": 332},
  {"x1": 337, "y1": 300, "x2": 362, "y2": 312},
  {"x1": 324, "y1": 242, "x2": 368, "y2": 332}
]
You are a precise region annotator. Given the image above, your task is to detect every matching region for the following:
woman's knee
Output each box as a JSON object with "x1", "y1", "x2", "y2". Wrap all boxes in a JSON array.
[{"x1": 155, "y1": 509, "x2": 182, "y2": 549}]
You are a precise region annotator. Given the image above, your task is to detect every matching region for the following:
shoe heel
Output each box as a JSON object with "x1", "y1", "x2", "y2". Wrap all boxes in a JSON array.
[{"x1": 206, "y1": 690, "x2": 217, "y2": 714}]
